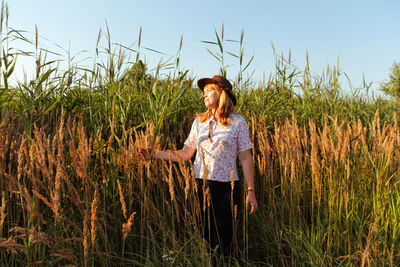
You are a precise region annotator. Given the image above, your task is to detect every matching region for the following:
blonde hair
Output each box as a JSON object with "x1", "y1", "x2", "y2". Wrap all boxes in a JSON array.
[{"x1": 198, "y1": 83, "x2": 235, "y2": 126}]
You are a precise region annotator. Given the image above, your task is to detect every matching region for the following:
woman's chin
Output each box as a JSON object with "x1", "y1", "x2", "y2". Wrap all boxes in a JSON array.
[{"x1": 204, "y1": 101, "x2": 217, "y2": 110}]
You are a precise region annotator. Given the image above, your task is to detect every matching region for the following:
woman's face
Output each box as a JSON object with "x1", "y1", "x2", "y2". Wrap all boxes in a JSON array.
[{"x1": 203, "y1": 84, "x2": 219, "y2": 110}]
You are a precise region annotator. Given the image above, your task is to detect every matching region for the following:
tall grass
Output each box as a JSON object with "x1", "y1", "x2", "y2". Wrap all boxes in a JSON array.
[
  {"x1": 252, "y1": 112, "x2": 400, "y2": 265},
  {"x1": 0, "y1": 3, "x2": 400, "y2": 265},
  {"x1": 2, "y1": 108, "x2": 400, "y2": 266}
]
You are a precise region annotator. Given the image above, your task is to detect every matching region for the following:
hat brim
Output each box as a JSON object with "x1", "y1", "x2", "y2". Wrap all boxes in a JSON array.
[{"x1": 197, "y1": 78, "x2": 218, "y2": 91}]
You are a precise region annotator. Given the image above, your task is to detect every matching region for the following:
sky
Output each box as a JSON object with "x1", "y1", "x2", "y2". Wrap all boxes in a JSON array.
[{"x1": 6, "y1": 0, "x2": 400, "y2": 94}]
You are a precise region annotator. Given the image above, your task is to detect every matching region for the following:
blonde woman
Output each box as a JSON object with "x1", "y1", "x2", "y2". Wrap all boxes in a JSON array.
[{"x1": 141, "y1": 75, "x2": 258, "y2": 256}]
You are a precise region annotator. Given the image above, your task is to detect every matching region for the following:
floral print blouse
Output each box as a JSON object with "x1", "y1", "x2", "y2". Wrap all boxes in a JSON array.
[{"x1": 184, "y1": 113, "x2": 253, "y2": 182}]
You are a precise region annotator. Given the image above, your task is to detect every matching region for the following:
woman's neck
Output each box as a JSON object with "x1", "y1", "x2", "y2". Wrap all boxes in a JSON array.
[{"x1": 209, "y1": 109, "x2": 218, "y2": 120}]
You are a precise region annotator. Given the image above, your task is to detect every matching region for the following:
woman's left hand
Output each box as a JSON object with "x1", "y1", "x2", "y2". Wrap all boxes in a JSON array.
[{"x1": 246, "y1": 191, "x2": 258, "y2": 215}]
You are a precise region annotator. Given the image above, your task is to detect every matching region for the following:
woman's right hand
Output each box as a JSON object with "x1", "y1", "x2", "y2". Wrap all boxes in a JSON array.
[{"x1": 139, "y1": 148, "x2": 152, "y2": 160}]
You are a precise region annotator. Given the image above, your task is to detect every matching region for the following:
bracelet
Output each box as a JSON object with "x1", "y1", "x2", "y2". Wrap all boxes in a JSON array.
[{"x1": 247, "y1": 187, "x2": 255, "y2": 192}]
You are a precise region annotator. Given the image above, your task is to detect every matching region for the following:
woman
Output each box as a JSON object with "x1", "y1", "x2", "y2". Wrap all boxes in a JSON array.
[{"x1": 141, "y1": 75, "x2": 258, "y2": 256}]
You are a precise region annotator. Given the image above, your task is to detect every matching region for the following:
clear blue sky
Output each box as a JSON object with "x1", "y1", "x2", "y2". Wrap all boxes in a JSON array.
[{"x1": 7, "y1": 0, "x2": 400, "y2": 93}]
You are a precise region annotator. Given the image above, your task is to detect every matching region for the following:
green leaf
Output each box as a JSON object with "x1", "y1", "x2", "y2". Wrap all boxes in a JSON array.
[
  {"x1": 143, "y1": 47, "x2": 167, "y2": 55},
  {"x1": 226, "y1": 51, "x2": 238, "y2": 58},
  {"x1": 201, "y1": 40, "x2": 218, "y2": 45},
  {"x1": 243, "y1": 55, "x2": 254, "y2": 72},
  {"x1": 206, "y1": 48, "x2": 222, "y2": 63},
  {"x1": 214, "y1": 29, "x2": 223, "y2": 54}
]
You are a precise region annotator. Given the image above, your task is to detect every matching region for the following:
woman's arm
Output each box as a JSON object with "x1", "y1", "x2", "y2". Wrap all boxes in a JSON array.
[
  {"x1": 141, "y1": 145, "x2": 196, "y2": 162},
  {"x1": 239, "y1": 149, "x2": 258, "y2": 215}
]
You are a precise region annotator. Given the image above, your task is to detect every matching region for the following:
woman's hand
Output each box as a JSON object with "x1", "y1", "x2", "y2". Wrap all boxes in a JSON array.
[
  {"x1": 139, "y1": 148, "x2": 153, "y2": 160},
  {"x1": 239, "y1": 149, "x2": 258, "y2": 215},
  {"x1": 246, "y1": 191, "x2": 258, "y2": 215}
]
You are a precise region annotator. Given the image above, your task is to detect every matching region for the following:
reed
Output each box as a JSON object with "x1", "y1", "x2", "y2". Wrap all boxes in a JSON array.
[
  {"x1": 90, "y1": 189, "x2": 99, "y2": 246},
  {"x1": 0, "y1": 191, "x2": 5, "y2": 236},
  {"x1": 122, "y1": 212, "x2": 137, "y2": 241}
]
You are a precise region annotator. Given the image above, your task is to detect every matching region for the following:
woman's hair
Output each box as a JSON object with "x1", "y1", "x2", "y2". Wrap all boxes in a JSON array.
[{"x1": 198, "y1": 83, "x2": 235, "y2": 126}]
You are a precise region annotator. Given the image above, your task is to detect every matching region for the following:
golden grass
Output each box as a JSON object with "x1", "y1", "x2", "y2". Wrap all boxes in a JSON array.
[
  {"x1": 117, "y1": 179, "x2": 127, "y2": 220},
  {"x1": 90, "y1": 189, "x2": 99, "y2": 246},
  {"x1": 122, "y1": 212, "x2": 136, "y2": 241},
  {"x1": 0, "y1": 110, "x2": 400, "y2": 265},
  {"x1": 0, "y1": 191, "x2": 6, "y2": 236}
]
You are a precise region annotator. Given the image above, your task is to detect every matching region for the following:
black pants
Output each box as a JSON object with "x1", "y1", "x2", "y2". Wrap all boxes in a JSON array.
[{"x1": 196, "y1": 179, "x2": 241, "y2": 256}]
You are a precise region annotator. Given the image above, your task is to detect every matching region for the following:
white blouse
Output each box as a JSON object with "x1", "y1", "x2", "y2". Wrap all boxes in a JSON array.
[{"x1": 184, "y1": 113, "x2": 253, "y2": 182}]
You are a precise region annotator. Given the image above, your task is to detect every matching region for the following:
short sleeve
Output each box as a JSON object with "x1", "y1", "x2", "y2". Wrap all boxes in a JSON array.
[
  {"x1": 184, "y1": 119, "x2": 198, "y2": 149},
  {"x1": 237, "y1": 117, "x2": 253, "y2": 152}
]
